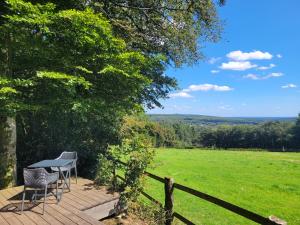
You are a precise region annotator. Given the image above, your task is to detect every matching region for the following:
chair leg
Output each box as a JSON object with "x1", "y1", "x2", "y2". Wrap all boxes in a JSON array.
[
  {"x1": 60, "y1": 172, "x2": 63, "y2": 185},
  {"x1": 33, "y1": 190, "x2": 37, "y2": 203},
  {"x1": 75, "y1": 166, "x2": 77, "y2": 184},
  {"x1": 21, "y1": 188, "x2": 26, "y2": 213},
  {"x1": 68, "y1": 170, "x2": 71, "y2": 189},
  {"x1": 43, "y1": 186, "x2": 47, "y2": 215},
  {"x1": 56, "y1": 180, "x2": 59, "y2": 203}
]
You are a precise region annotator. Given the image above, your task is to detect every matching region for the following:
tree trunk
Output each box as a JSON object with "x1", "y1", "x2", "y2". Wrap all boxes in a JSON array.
[
  {"x1": 0, "y1": 24, "x2": 17, "y2": 189},
  {"x1": 0, "y1": 116, "x2": 17, "y2": 188}
]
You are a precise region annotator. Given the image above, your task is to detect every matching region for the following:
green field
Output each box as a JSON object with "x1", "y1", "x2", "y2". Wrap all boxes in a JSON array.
[{"x1": 143, "y1": 149, "x2": 300, "y2": 225}]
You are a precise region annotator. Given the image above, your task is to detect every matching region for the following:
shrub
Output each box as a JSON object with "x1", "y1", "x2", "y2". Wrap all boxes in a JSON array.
[
  {"x1": 127, "y1": 200, "x2": 165, "y2": 225},
  {"x1": 94, "y1": 153, "x2": 114, "y2": 186},
  {"x1": 95, "y1": 136, "x2": 154, "y2": 209}
]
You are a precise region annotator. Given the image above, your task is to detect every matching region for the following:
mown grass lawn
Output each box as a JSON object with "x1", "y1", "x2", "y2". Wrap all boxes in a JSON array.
[{"x1": 143, "y1": 148, "x2": 300, "y2": 225}]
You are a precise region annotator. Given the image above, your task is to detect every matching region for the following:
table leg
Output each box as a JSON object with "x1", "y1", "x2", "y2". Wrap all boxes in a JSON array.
[
  {"x1": 60, "y1": 168, "x2": 70, "y2": 190},
  {"x1": 57, "y1": 167, "x2": 71, "y2": 201}
]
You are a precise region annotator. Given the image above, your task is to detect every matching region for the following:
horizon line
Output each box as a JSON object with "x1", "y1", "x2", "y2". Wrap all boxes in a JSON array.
[{"x1": 146, "y1": 113, "x2": 297, "y2": 118}]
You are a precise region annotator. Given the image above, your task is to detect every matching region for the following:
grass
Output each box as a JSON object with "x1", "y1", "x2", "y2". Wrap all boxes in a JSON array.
[{"x1": 142, "y1": 148, "x2": 300, "y2": 225}]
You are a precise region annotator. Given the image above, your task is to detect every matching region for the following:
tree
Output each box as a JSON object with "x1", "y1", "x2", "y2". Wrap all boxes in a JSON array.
[
  {"x1": 14, "y1": 0, "x2": 224, "y2": 67},
  {"x1": 0, "y1": 0, "x2": 225, "y2": 187},
  {"x1": 0, "y1": 117, "x2": 16, "y2": 187},
  {"x1": 92, "y1": 0, "x2": 223, "y2": 67},
  {"x1": 1, "y1": 0, "x2": 224, "y2": 106},
  {"x1": 0, "y1": 0, "x2": 163, "y2": 187},
  {"x1": 292, "y1": 114, "x2": 300, "y2": 148}
]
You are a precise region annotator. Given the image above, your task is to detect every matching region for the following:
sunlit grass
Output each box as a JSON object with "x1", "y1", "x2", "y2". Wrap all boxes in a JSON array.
[{"x1": 143, "y1": 148, "x2": 300, "y2": 225}]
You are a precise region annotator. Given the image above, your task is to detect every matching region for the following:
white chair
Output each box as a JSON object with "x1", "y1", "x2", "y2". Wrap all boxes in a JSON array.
[{"x1": 51, "y1": 151, "x2": 78, "y2": 184}]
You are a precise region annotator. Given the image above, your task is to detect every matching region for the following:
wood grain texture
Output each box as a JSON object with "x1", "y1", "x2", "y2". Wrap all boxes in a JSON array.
[{"x1": 0, "y1": 178, "x2": 117, "y2": 225}]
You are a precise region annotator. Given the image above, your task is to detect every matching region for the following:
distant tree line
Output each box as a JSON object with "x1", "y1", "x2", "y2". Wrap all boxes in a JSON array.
[
  {"x1": 196, "y1": 122, "x2": 294, "y2": 150},
  {"x1": 123, "y1": 114, "x2": 300, "y2": 151}
]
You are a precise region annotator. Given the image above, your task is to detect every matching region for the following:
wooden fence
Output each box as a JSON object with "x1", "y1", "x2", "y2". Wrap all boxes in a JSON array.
[{"x1": 113, "y1": 160, "x2": 286, "y2": 225}]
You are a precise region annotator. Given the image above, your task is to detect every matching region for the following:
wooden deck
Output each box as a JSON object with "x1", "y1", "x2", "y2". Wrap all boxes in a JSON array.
[{"x1": 0, "y1": 178, "x2": 119, "y2": 225}]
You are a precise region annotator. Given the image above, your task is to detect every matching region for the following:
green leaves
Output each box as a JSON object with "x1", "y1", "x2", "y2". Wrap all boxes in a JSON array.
[
  {"x1": 74, "y1": 66, "x2": 93, "y2": 74},
  {"x1": 0, "y1": 87, "x2": 17, "y2": 94},
  {"x1": 36, "y1": 71, "x2": 92, "y2": 90},
  {"x1": 95, "y1": 0, "x2": 222, "y2": 66},
  {"x1": 1, "y1": 0, "x2": 158, "y2": 116},
  {"x1": 5, "y1": 0, "x2": 55, "y2": 28}
]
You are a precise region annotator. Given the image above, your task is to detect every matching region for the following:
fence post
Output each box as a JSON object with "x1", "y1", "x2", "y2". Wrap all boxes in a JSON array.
[{"x1": 164, "y1": 177, "x2": 174, "y2": 225}]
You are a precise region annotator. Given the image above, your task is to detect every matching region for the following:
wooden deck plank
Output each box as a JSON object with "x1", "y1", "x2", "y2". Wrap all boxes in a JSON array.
[
  {"x1": 31, "y1": 206, "x2": 64, "y2": 225},
  {"x1": 71, "y1": 185, "x2": 115, "y2": 202},
  {"x1": 0, "y1": 206, "x2": 23, "y2": 225},
  {"x1": 0, "y1": 178, "x2": 107, "y2": 225},
  {"x1": 77, "y1": 211, "x2": 107, "y2": 225},
  {"x1": 61, "y1": 192, "x2": 92, "y2": 209},
  {"x1": 56, "y1": 195, "x2": 82, "y2": 211},
  {"x1": 0, "y1": 187, "x2": 62, "y2": 225},
  {"x1": 42, "y1": 204, "x2": 77, "y2": 225},
  {"x1": 3, "y1": 185, "x2": 55, "y2": 225},
  {"x1": 0, "y1": 214, "x2": 9, "y2": 225},
  {"x1": 67, "y1": 190, "x2": 105, "y2": 207},
  {"x1": 0, "y1": 188, "x2": 37, "y2": 225},
  {"x1": 66, "y1": 189, "x2": 99, "y2": 205},
  {"x1": 3, "y1": 187, "x2": 62, "y2": 225},
  {"x1": 23, "y1": 210, "x2": 50, "y2": 225},
  {"x1": 57, "y1": 199, "x2": 98, "y2": 225},
  {"x1": 48, "y1": 203, "x2": 91, "y2": 225},
  {"x1": 69, "y1": 182, "x2": 118, "y2": 205},
  {"x1": 4, "y1": 216, "x2": 24, "y2": 225}
]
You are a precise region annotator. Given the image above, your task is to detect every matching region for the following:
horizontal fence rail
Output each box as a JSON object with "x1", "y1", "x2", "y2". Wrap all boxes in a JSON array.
[
  {"x1": 113, "y1": 159, "x2": 286, "y2": 225},
  {"x1": 141, "y1": 190, "x2": 163, "y2": 206},
  {"x1": 173, "y1": 183, "x2": 282, "y2": 225},
  {"x1": 173, "y1": 212, "x2": 196, "y2": 225},
  {"x1": 144, "y1": 171, "x2": 165, "y2": 183}
]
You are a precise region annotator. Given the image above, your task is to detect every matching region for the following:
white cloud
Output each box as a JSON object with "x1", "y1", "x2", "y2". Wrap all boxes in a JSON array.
[
  {"x1": 169, "y1": 92, "x2": 193, "y2": 98},
  {"x1": 208, "y1": 57, "x2": 221, "y2": 64},
  {"x1": 281, "y1": 84, "x2": 297, "y2": 89},
  {"x1": 257, "y1": 63, "x2": 276, "y2": 70},
  {"x1": 170, "y1": 84, "x2": 234, "y2": 99},
  {"x1": 265, "y1": 72, "x2": 283, "y2": 79},
  {"x1": 184, "y1": 84, "x2": 233, "y2": 92},
  {"x1": 211, "y1": 70, "x2": 220, "y2": 74},
  {"x1": 220, "y1": 61, "x2": 257, "y2": 71},
  {"x1": 276, "y1": 54, "x2": 282, "y2": 58},
  {"x1": 218, "y1": 104, "x2": 233, "y2": 111},
  {"x1": 243, "y1": 74, "x2": 260, "y2": 80},
  {"x1": 227, "y1": 50, "x2": 273, "y2": 61},
  {"x1": 243, "y1": 72, "x2": 284, "y2": 80}
]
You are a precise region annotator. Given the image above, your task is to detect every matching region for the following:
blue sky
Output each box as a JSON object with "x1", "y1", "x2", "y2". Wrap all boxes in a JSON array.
[{"x1": 149, "y1": 0, "x2": 300, "y2": 117}]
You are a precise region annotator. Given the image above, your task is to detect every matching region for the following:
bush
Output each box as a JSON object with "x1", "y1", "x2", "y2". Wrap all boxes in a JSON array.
[
  {"x1": 94, "y1": 136, "x2": 154, "y2": 209},
  {"x1": 119, "y1": 138, "x2": 154, "y2": 204},
  {"x1": 95, "y1": 153, "x2": 114, "y2": 186},
  {"x1": 127, "y1": 200, "x2": 165, "y2": 225}
]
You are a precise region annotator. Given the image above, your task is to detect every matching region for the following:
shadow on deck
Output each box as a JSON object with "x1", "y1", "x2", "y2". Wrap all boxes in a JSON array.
[{"x1": 0, "y1": 178, "x2": 119, "y2": 225}]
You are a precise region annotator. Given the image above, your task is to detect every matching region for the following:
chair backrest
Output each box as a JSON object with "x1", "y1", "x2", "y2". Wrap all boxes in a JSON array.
[
  {"x1": 58, "y1": 151, "x2": 77, "y2": 167},
  {"x1": 23, "y1": 168, "x2": 47, "y2": 188}
]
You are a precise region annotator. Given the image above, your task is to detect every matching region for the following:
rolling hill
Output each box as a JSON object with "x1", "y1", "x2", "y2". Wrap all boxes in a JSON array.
[{"x1": 148, "y1": 114, "x2": 296, "y2": 125}]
